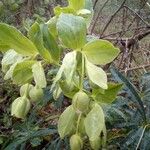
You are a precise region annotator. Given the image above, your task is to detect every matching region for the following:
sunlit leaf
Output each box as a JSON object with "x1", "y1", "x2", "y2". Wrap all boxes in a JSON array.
[
  {"x1": 57, "y1": 13, "x2": 86, "y2": 49},
  {"x1": 0, "y1": 23, "x2": 37, "y2": 56},
  {"x1": 95, "y1": 83, "x2": 123, "y2": 104},
  {"x1": 86, "y1": 59, "x2": 107, "y2": 89},
  {"x1": 83, "y1": 39, "x2": 120, "y2": 65},
  {"x1": 62, "y1": 51, "x2": 77, "y2": 84},
  {"x1": 42, "y1": 24, "x2": 60, "y2": 64},
  {"x1": 84, "y1": 103, "x2": 105, "y2": 140},
  {"x1": 58, "y1": 105, "x2": 77, "y2": 138},
  {"x1": 32, "y1": 61, "x2": 47, "y2": 88},
  {"x1": 28, "y1": 22, "x2": 52, "y2": 62},
  {"x1": 13, "y1": 61, "x2": 35, "y2": 85}
]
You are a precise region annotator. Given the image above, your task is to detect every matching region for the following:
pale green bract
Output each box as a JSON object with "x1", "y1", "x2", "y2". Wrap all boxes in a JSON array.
[
  {"x1": 11, "y1": 96, "x2": 31, "y2": 119},
  {"x1": 58, "y1": 105, "x2": 76, "y2": 138},
  {"x1": 32, "y1": 62, "x2": 47, "y2": 88},
  {"x1": 1, "y1": 49, "x2": 22, "y2": 67},
  {"x1": 51, "y1": 51, "x2": 77, "y2": 87},
  {"x1": 84, "y1": 103, "x2": 105, "y2": 140},
  {"x1": 1, "y1": 49, "x2": 22, "y2": 73},
  {"x1": 83, "y1": 39, "x2": 120, "y2": 65},
  {"x1": 12, "y1": 61, "x2": 36, "y2": 85},
  {"x1": 4, "y1": 62, "x2": 20, "y2": 80},
  {"x1": 57, "y1": 13, "x2": 87, "y2": 49},
  {"x1": 0, "y1": 23, "x2": 37, "y2": 56},
  {"x1": 62, "y1": 51, "x2": 77, "y2": 84},
  {"x1": 86, "y1": 59, "x2": 108, "y2": 89}
]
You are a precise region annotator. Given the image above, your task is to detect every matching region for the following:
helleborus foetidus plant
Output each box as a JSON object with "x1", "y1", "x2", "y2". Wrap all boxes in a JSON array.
[{"x1": 0, "y1": 0, "x2": 122, "y2": 149}]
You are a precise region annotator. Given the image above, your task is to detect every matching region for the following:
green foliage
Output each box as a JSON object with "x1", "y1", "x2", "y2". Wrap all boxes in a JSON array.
[
  {"x1": 0, "y1": 0, "x2": 122, "y2": 149},
  {"x1": 32, "y1": 62, "x2": 47, "y2": 88},
  {"x1": 83, "y1": 40, "x2": 120, "y2": 65},
  {"x1": 58, "y1": 105, "x2": 77, "y2": 138},
  {"x1": 86, "y1": 59, "x2": 108, "y2": 89},
  {"x1": 12, "y1": 61, "x2": 35, "y2": 85},
  {"x1": 0, "y1": 23, "x2": 37, "y2": 55},
  {"x1": 94, "y1": 83, "x2": 123, "y2": 104},
  {"x1": 84, "y1": 103, "x2": 105, "y2": 141},
  {"x1": 11, "y1": 96, "x2": 31, "y2": 119},
  {"x1": 104, "y1": 66, "x2": 150, "y2": 149},
  {"x1": 57, "y1": 13, "x2": 86, "y2": 49}
]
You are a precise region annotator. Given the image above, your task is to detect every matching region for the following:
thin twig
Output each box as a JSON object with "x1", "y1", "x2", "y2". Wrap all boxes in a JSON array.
[
  {"x1": 90, "y1": 0, "x2": 109, "y2": 34},
  {"x1": 100, "y1": 0, "x2": 127, "y2": 37},
  {"x1": 120, "y1": 63, "x2": 150, "y2": 72},
  {"x1": 123, "y1": 5, "x2": 150, "y2": 27}
]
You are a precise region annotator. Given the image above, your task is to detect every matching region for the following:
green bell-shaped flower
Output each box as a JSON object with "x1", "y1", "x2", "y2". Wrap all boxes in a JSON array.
[
  {"x1": 29, "y1": 86, "x2": 44, "y2": 102},
  {"x1": 11, "y1": 96, "x2": 31, "y2": 119},
  {"x1": 72, "y1": 91, "x2": 90, "y2": 113},
  {"x1": 20, "y1": 83, "x2": 33, "y2": 98},
  {"x1": 70, "y1": 134, "x2": 83, "y2": 150}
]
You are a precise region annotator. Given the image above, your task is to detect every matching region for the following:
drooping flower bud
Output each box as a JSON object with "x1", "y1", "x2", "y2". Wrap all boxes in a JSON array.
[
  {"x1": 11, "y1": 96, "x2": 31, "y2": 119},
  {"x1": 20, "y1": 84, "x2": 33, "y2": 97},
  {"x1": 29, "y1": 86, "x2": 44, "y2": 102},
  {"x1": 70, "y1": 134, "x2": 83, "y2": 150},
  {"x1": 90, "y1": 136, "x2": 101, "y2": 150},
  {"x1": 72, "y1": 91, "x2": 90, "y2": 113}
]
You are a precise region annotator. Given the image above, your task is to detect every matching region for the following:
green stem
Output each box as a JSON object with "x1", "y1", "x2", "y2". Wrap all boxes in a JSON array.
[
  {"x1": 80, "y1": 53, "x2": 85, "y2": 90},
  {"x1": 76, "y1": 113, "x2": 82, "y2": 134}
]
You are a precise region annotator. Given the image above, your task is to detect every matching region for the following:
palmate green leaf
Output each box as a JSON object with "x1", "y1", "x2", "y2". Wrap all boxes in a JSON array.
[
  {"x1": 86, "y1": 59, "x2": 107, "y2": 89},
  {"x1": 58, "y1": 105, "x2": 77, "y2": 138},
  {"x1": 95, "y1": 83, "x2": 123, "y2": 104},
  {"x1": 32, "y1": 61, "x2": 47, "y2": 88},
  {"x1": 0, "y1": 23, "x2": 37, "y2": 56},
  {"x1": 68, "y1": 0, "x2": 85, "y2": 10},
  {"x1": 12, "y1": 60, "x2": 36, "y2": 85},
  {"x1": 84, "y1": 103, "x2": 105, "y2": 141},
  {"x1": 110, "y1": 66, "x2": 147, "y2": 123},
  {"x1": 57, "y1": 13, "x2": 86, "y2": 50},
  {"x1": 28, "y1": 22, "x2": 52, "y2": 62},
  {"x1": 82, "y1": 39, "x2": 120, "y2": 65}
]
